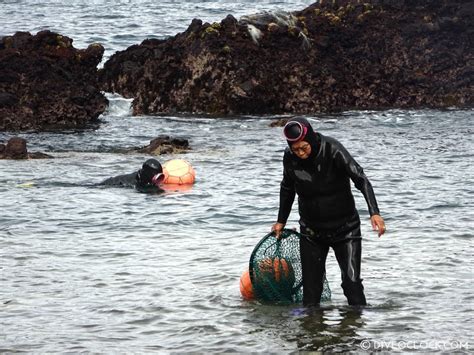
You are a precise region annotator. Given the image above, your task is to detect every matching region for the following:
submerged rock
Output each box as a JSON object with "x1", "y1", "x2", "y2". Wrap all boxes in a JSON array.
[
  {"x1": 270, "y1": 118, "x2": 290, "y2": 127},
  {"x1": 100, "y1": 0, "x2": 473, "y2": 115},
  {"x1": 0, "y1": 31, "x2": 108, "y2": 131},
  {"x1": 135, "y1": 135, "x2": 191, "y2": 155},
  {"x1": 0, "y1": 137, "x2": 53, "y2": 159}
]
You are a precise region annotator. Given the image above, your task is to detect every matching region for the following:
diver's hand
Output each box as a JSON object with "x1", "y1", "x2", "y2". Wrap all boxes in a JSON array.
[
  {"x1": 370, "y1": 214, "x2": 386, "y2": 237},
  {"x1": 271, "y1": 222, "x2": 285, "y2": 238}
]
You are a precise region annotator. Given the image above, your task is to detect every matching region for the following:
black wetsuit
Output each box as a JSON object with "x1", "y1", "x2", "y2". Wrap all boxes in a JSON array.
[
  {"x1": 278, "y1": 131, "x2": 380, "y2": 306},
  {"x1": 100, "y1": 172, "x2": 163, "y2": 194}
]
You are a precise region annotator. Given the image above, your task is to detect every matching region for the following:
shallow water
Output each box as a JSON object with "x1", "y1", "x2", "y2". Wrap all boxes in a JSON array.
[
  {"x1": 1, "y1": 1, "x2": 473, "y2": 353},
  {"x1": 1, "y1": 103, "x2": 472, "y2": 352}
]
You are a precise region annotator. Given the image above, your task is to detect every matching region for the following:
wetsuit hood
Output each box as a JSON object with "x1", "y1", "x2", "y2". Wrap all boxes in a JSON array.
[
  {"x1": 283, "y1": 117, "x2": 320, "y2": 160},
  {"x1": 137, "y1": 158, "x2": 163, "y2": 186}
]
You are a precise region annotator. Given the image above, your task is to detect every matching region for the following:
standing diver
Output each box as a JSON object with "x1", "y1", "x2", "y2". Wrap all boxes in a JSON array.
[
  {"x1": 271, "y1": 117, "x2": 386, "y2": 306},
  {"x1": 100, "y1": 158, "x2": 165, "y2": 193}
]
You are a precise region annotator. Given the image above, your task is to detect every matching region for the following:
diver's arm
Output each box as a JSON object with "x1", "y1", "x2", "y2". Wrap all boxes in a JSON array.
[
  {"x1": 99, "y1": 172, "x2": 137, "y2": 187},
  {"x1": 335, "y1": 142, "x2": 386, "y2": 236},
  {"x1": 334, "y1": 140, "x2": 380, "y2": 216},
  {"x1": 272, "y1": 168, "x2": 295, "y2": 238},
  {"x1": 277, "y1": 153, "x2": 296, "y2": 225}
]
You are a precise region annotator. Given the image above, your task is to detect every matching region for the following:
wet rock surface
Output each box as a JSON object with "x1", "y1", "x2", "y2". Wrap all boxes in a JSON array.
[
  {"x1": 0, "y1": 137, "x2": 52, "y2": 159},
  {"x1": 100, "y1": 0, "x2": 473, "y2": 115},
  {"x1": 135, "y1": 135, "x2": 191, "y2": 155},
  {"x1": 0, "y1": 30, "x2": 108, "y2": 131},
  {"x1": 269, "y1": 118, "x2": 290, "y2": 127}
]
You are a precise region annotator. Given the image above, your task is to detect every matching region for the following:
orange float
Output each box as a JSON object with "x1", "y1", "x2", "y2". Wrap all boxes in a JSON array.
[
  {"x1": 239, "y1": 269, "x2": 254, "y2": 300},
  {"x1": 162, "y1": 159, "x2": 195, "y2": 185}
]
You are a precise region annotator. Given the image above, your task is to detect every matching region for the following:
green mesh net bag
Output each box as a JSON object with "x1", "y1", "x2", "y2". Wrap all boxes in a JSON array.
[{"x1": 249, "y1": 229, "x2": 331, "y2": 304}]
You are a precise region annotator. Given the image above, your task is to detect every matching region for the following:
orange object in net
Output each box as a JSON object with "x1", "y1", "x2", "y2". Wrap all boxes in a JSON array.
[{"x1": 258, "y1": 257, "x2": 292, "y2": 282}]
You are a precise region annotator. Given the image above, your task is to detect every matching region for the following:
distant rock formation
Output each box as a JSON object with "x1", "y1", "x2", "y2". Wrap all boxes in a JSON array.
[
  {"x1": 135, "y1": 135, "x2": 190, "y2": 155},
  {"x1": 0, "y1": 137, "x2": 52, "y2": 159},
  {"x1": 0, "y1": 31, "x2": 108, "y2": 131},
  {"x1": 270, "y1": 118, "x2": 289, "y2": 127},
  {"x1": 100, "y1": 0, "x2": 473, "y2": 115}
]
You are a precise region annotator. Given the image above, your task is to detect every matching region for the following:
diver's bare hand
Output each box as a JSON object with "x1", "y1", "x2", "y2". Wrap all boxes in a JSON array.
[
  {"x1": 370, "y1": 214, "x2": 386, "y2": 237},
  {"x1": 271, "y1": 222, "x2": 285, "y2": 239}
]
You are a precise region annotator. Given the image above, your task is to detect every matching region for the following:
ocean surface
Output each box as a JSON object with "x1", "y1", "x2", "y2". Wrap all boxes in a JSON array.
[{"x1": 1, "y1": 1, "x2": 473, "y2": 353}]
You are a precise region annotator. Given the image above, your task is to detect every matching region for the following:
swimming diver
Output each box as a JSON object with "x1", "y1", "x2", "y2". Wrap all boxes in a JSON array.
[{"x1": 100, "y1": 158, "x2": 165, "y2": 193}]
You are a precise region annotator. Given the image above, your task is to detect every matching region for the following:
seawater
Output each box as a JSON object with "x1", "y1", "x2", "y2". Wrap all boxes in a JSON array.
[{"x1": 1, "y1": 1, "x2": 473, "y2": 353}]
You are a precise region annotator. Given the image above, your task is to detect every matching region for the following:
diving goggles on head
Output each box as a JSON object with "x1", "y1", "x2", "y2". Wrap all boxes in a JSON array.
[
  {"x1": 151, "y1": 173, "x2": 165, "y2": 186},
  {"x1": 283, "y1": 121, "x2": 307, "y2": 142}
]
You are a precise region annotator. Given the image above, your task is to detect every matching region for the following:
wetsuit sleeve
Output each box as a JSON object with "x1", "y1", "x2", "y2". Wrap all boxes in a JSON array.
[
  {"x1": 277, "y1": 151, "x2": 296, "y2": 224},
  {"x1": 334, "y1": 141, "x2": 380, "y2": 216},
  {"x1": 99, "y1": 172, "x2": 138, "y2": 187}
]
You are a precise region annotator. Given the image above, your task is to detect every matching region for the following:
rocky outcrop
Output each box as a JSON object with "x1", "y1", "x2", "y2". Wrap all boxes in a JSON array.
[
  {"x1": 0, "y1": 31, "x2": 108, "y2": 131},
  {"x1": 100, "y1": 0, "x2": 473, "y2": 115},
  {"x1": 0, "y1": 137, "x2": 52, "y2": 159},
  {"x1": 135, "y1": 135, "x2": 190, "y2": 155},
  {"x1": 270, "y1": 118, "x2": 289, "y2": 127}
]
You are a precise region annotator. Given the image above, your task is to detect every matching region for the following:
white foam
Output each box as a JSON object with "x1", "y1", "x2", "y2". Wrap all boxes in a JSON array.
[{"x1": 103, "y1": 92, "x2": 133, "y2": 117}]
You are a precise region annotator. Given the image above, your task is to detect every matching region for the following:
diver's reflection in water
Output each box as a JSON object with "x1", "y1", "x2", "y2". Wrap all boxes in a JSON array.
[{"x1": 294, "y1": 306, "x2": 365, "y2": 352}]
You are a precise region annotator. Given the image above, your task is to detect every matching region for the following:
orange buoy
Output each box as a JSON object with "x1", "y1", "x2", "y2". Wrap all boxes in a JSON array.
[
  {"x1": 159, "y1": 183, "x2": 194, "y2": 193},
  {"x1": 162, "y1": 159, "x2": 196, "y2": 185},
  {"x1": 239, "y1": 269, "x2": 254, "y2": 300}
]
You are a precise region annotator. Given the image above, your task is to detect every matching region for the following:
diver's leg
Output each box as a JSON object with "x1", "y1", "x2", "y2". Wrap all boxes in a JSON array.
[
  {"x1": 300, "y1": 232, "x2": 329, "y2": 306},
  {"x1": 332, "y1": 238, "x2": 367, "y2": 306}
]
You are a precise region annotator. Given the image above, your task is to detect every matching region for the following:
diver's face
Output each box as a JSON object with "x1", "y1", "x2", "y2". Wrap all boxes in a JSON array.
[{"x1": 291, "y1": 140, "x2": 311, "y2": 159}]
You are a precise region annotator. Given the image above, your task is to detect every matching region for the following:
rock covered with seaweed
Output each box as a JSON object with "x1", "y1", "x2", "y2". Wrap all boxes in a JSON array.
[
  {"x1": 100, "y1": 0, "x2": 473, "y2": 115},
  {"x1": 0, "y1": 137, "x2": 52, "y2": 159},
  {"x1": 135, "y1": 135, "x2": 191, "y2": 155},
  {"x1": 0, "y1": 30, "x2": 108, "y2": 131}
]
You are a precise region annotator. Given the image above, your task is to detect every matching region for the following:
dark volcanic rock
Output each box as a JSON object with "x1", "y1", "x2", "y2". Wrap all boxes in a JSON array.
[
  {"x1": 3, "y1": 137, "x2": 27, "y2": 159},
  {"x1": 0, "y1": 137, "x2": 53, "y2": 159},
  {"x1": 270, "y1": 118, "x2": 290, "y2": 127},
  {"x1": 100, "y1": 0, "x2": 473, "y2": 115},
  {"x1": 0, "y1": 31, "x2": 108, "y2": 131},
  {"x1": 135, "y1": 135, "x2": 191, "y2": 155}
]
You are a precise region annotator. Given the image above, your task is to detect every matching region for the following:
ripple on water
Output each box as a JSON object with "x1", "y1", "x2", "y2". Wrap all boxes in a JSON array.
[{"x1": 0, "y1": 20, "x2": 472, "y2": 351}]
